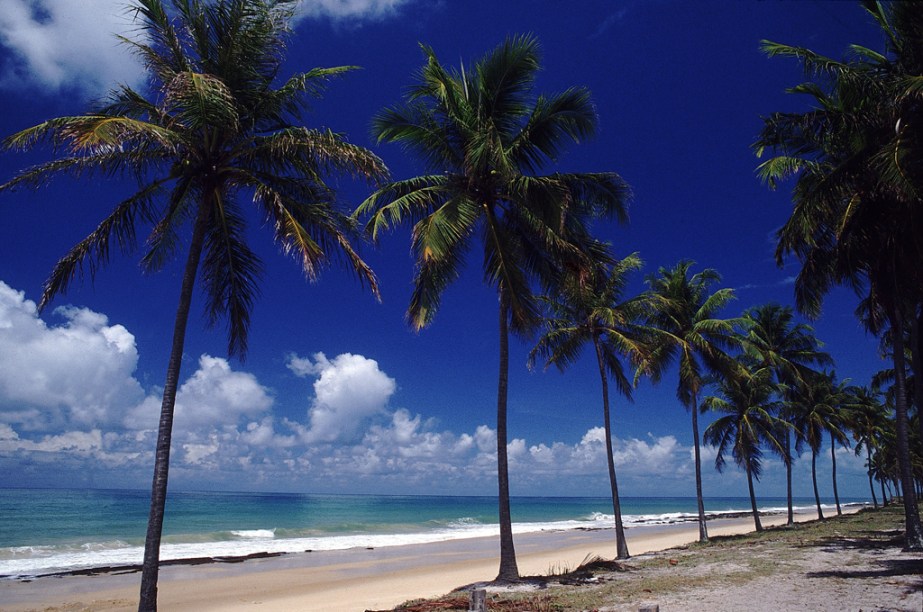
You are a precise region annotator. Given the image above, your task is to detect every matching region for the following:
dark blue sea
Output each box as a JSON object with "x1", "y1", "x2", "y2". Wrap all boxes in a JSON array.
[{"x1": 0, "y1": 488, "x2": 868, "y2": 578}]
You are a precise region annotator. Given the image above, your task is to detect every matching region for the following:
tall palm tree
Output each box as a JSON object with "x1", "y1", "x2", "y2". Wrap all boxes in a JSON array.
[
  {"x1": 0, "y1": 2, "x2": 386, "y2": 608},
  {"x1": 754, "y1": 0, "x2": 923, "y2": 549},
  {"x1": 846, "y1": 385, "x2": 890, "y2": 508},
  {"x1": 644, "y1": 260, "x2": 740, "y2": 542},
  {"x1": 529, "y1": 253, "x2": 655, "y2": 560},
  {"x1": 867, "y1": 319, "x2": 923, "y2": 457},
  {"x1": 703, "y1": 364, "x2": 787, "y2": 532},
  {"x1": 740, "y1": 303, "x2": 831, "y2": 525},
  {"x1": 356, "y1": 35, "x2": 628, "y2": 581},
  {"x1": 825, "y1": 378, "x2": 853, "y2": 516}
]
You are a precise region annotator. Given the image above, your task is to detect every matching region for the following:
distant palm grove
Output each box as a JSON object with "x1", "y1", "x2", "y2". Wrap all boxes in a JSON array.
[{"x1": 2, "y1": 1, "x2": 923, "y2": 610}]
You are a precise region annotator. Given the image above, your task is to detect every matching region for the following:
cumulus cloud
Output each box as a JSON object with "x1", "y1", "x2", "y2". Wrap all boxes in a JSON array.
[
  {"x1": 175, "y1": 355, "x2": 273, "y2": 430},
  {"x1": 288, "y1": 352, "x2": 396, "y2": 444},
  {"x1": 0, "y1": 282, "x2": 147, "y2": 430},
  {"x1": 0, "y1": 280, "x2": 764, "y2": 495},
  {"x1": 0, "y1": 0, "x2": 143, "y2": 97}
]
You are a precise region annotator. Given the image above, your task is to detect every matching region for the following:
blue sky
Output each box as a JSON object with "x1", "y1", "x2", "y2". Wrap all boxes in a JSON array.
[{"x1": 0, "y1": 0, "x2": 887, "y2": 500}]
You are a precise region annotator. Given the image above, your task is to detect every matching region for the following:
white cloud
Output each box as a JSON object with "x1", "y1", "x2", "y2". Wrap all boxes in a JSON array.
[
  {"x1": 0, "y1": 0, "x2": 143, "y2": 96},
  {"x1": 0, "y1": 280, "x2": 874, "y2": 497},
  {"x1": 0, "y1": 0, "x2": 418, "y2": 99},
  {"x1": 288, "y1": 352, "x2": 396, "y2": 443},
  {"x1": 295, "y1": 0, "x2": 411, "y2": 21},
  {"x1": 617, "y1": 434, "x2": 683, "y2": 470},
  {"x1": 0, "y1": 282, "x2": 147, "y2": 430},
  {"x1": 175, "y1": 355, "x2": 273, "y2": 430}
]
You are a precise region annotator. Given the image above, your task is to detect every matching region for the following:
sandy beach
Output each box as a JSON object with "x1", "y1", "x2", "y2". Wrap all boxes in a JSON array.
[{"x1": 0, "y1": 509, "x2": 843, "y2": 612}]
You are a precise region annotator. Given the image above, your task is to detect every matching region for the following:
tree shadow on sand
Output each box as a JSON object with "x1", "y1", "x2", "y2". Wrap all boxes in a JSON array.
[
  {"x1": 806, "y1": 557, "x2": 923, "y2": 580},
  {"x1": 805, "y1": 530, "x2": 923, "y2": 580}
]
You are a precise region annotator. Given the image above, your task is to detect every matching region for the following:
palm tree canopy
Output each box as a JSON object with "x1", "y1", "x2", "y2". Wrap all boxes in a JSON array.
[
  {"x1": 754, "y1": 1, "x2": 923, "y2": 319},
  {"x1": 845, "y1": 385, "x2": 891, "y2": 456},
  {"x1": 740, "y1": 303, "x2": 833, "y2": 387},
  {"x1": 529, "y1": 253, "x2": 656, "y2": 400},
  {"x1": 703, "y1": 365, "x2": 787, "y2": 479},
  {"x1": 644, "y1": 260, "x2": 742, "y2": 408},
  {"x1": 790, "y1": 371, "x2": 851, "y2": 454},
  {"x1": 356, "y1": 34, "x2": 629, "y2": 333},
  {"x1": 1, "y1": 0, "x2": 388, "y2": 358}
]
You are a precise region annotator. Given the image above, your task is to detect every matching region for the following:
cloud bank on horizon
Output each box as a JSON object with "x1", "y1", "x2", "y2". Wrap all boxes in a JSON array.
[
  {"x1": 0, "y1": 281, "x2": 861, "y2": 495},
  {"x1": 0, "y1": 279, "x2": 866, "y2": 496}
]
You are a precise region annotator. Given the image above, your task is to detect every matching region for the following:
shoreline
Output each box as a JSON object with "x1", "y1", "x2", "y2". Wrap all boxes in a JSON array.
[
  {"x1": 0, "y1": 506, "x2": 858, "y2": 612},
  {"x1": 1, "y1": 503, "x2": 863, "y2": 581}
]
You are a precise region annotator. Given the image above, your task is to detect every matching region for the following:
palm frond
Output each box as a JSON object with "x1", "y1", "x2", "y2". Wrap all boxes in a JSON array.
[
  {"x1": 201, "y1": 194, "x2": 263, "y2": 357},
  {"x1": 40, "y1": 184, "x2": 161, "y2": 309}
]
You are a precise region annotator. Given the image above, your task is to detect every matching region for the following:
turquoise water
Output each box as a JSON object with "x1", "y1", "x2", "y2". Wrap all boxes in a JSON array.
[{"x1": 0, "y1": 488, "x2": 869, "y2": 578}]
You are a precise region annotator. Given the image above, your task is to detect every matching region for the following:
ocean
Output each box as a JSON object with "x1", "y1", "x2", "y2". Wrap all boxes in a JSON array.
[{"x1": 0, "y1": 488, "x2": 868, "y2": 579}]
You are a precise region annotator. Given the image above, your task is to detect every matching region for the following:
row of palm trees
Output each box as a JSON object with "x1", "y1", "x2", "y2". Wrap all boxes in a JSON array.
[
  {"x1": 1, "y1": 1, "x2": 921, "y2": 609},
  {"x1": 753, "y1": 0, "x2": 923, "y2": 550},
  {"x1": 529, "y1": 255, "x2": 918, "y2": 558}
]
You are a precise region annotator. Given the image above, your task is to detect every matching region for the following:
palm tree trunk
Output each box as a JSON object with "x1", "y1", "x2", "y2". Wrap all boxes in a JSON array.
[
  {"x1": 690, "y1": 393, "x2": 708, "y2": 542},
  {"x1": 912, "y1": 312, "x2": 923, "y2": 456},
  {"x1": 888, "y1": 306, "x2": 923, "y2": 550},
  {"x1": 495, "y1": 288, "x2": 519, "y2": 582},
  {"x1": 784, "y1": 429, "x2": 794, "y2": 526},
  {"x1": 138, "y1": 203, "x2": 210, "y2": 611},
  {"x1": 811, "y1": 450, "x2": 824, "y2": 521},
  {"x1": 867, "y1": 446, "x2": 878, "y2": 509},
  {"x1": 746, "y1": 463, "x2": 763, "y2": 532},
  {"x1": 594, "y1": 340, "x2": 629, "y2": 559},
  {"x1": 830, "y1": 432, "x2": 842, "y2": 516},
  {"x1": 881, "y1": 478, "x2": 888, "y2": 506}
]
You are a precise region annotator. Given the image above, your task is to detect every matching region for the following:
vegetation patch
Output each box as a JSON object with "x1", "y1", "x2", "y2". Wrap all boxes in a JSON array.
[{"x1": 384, "y1": 505, "x2": 919, "y2": 612}]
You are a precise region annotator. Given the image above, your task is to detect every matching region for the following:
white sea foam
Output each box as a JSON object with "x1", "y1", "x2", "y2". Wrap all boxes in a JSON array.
[
  {"x1": 0, "y1": 519, "x2": 580, "y2": 577},
  {"x1": 0, "y1": 501, "x2": 871, "y2": 579},
  {"x1": 231, "y1": 529, "x2": 275, "y2": 539}
]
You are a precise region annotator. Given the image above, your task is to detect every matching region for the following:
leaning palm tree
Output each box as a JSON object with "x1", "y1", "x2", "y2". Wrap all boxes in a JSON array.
[
  {"x1": 740, "y1": 303, "x2": 831, "y2": 525},
  {"x1": 356, "y1": 35, "x2": 628, "y2": 581},
  {"x1": 703, "y1": 363, "x2": 787, "y2": 532},
  {"x1": 0, "y1": 2, "x2": 386, "y2": 609},
  {"x1": 644, "y1": 260, "x2": 740, "y2": 542},
  {"x1": 755, "y1": 0, "x2": 923, "y2": 549},
  {"x1": 529, "y1": 253, "x2": 655, "y2": 560}
]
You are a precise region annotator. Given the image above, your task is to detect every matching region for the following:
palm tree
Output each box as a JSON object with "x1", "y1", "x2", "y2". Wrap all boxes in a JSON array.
[
  {"x1": 825, "y1": 378, "x2": 852, "y2": 516},
  {"x1": 867, "y1": 320, "x2": 923, "y2": 458},
  {"x1": 0, "y1": 2, "x2": 386, "y2": 608},
  {"x1": 754, "y1": 0, "x2": 923, "y2": 549},
  {"x1": 529, "y1": 253, "x2": 655, "y2": 559},
  {"x1": 356, "y1": 35, "x2": 628, "y2": 581},
  {"x1": 740, "y1": 303, "x2": 831, "y2": 525},
  {"x1": 789, "y1": 371, "x2": 848, "y2": 521},
  {"x1": 644, "y1": 260, "x2": 740, "y2": 542},
  {"x1": 703, "y1": 364, "x2": 787, "y2": 532},
  {"x1": 846, "y1": 385, "x2": 890, "y2": 508}
]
